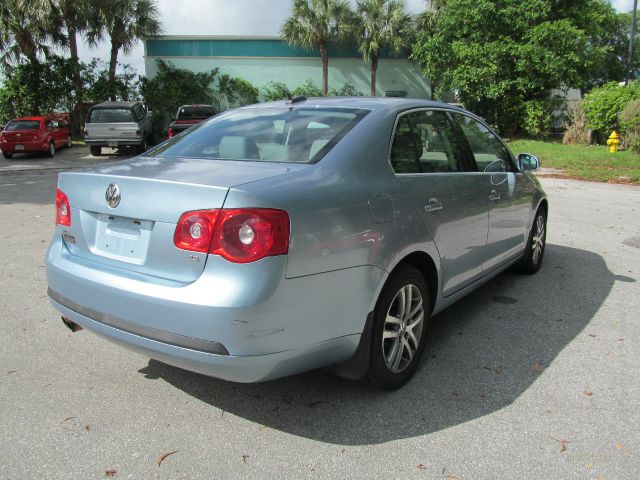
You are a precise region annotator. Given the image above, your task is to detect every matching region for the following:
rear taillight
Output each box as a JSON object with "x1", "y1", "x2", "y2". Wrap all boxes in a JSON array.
[
  {"x1": 173, "y1": 210, "x2": 219, "y2": 253},
  {"x1": 168, "y1": 127, "x2": 173, "y2": 138},
  {"x1": 173, "y1": 208, "x2": 290, "y2": 263},
  {"x1": 55, "y1": 189, "x2": 71, "y2": 226}
]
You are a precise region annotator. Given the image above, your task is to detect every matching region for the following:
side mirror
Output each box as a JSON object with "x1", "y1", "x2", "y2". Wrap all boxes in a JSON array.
[{"x1": 517, "y1": 153, "x2": 540, "y2": 172}]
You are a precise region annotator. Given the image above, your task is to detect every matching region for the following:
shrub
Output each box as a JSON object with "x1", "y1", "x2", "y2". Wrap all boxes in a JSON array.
[
  {"x1": 582, "y1": 80, "x2": 640, "y2": 136},
  {"x1": 292, "y1": 79, "x2": 323, "y2": 98},
  {"x1": 562, "y1": 101, "x2": 589, "y2": 145},
  {"x1": 620, "y1": 99, "x2": 640, "y2": 152},
  {"x1": 521, "y1": 99, "x2": 553, "y2": 138},
  {"x1": 328, "y1": 83, "x2": 363, "y2": 96},
  {"x1": 263, "y1": 82, "x2": 291, "y2": 101}
]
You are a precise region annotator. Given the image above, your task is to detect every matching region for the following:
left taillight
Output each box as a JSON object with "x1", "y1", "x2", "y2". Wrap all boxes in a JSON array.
[
  {"x1": 173, "y1": 208, "x2": 290, "y2": 263},
  {"x1": 55, "y1": 188, "x2": 71, "y2": 226}
]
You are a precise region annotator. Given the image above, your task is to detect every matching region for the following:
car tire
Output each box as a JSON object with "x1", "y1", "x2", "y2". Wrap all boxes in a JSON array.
[
  {"x1": 517, "y1": 207, "x2": 547, "y2": 274},
  {"x1": 3, "y1": 152, "x2": 13, "y2": 159},
  {"x1": 90, "y1": 146, "x2": 101, "y2": 156},
  {"x1": 47, "y1": 141, "x2": 55, "y2": 158},
  {"x1": 138, "y1": 137, "x2": 148, "y2": 154},
  {"x1": 366, "y1": 266, "x2": 430, "y2": 390},
  {"x1": 66, "y1": 135, "x2": 72, "y2": 148}
]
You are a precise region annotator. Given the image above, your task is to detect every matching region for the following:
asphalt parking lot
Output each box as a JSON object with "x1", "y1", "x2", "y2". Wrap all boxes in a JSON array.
[{"x1": 1, "y1": 146, "x2": 639, "y2": 479}]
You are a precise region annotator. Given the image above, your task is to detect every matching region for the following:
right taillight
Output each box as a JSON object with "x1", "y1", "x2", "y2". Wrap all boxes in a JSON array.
[
  {"x1": 173, "y1": 208, "x2": 289, "y2": 263},
  {"x1": 55, "y1": 188, "x2": 71, "y2": 226}
]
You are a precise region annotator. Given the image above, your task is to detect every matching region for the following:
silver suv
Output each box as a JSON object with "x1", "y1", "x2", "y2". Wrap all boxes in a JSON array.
[{"x1": 84, "y1": 101, "x2": 153, "y2": 156}]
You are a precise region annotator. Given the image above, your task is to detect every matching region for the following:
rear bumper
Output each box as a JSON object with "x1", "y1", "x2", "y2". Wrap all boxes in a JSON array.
[
  {"x1": 1, "y1": 139, "x2": 48, "y2": 152},
  {"x1": 85, "y1": 138, "x2": 143, "y2": 146},
  {"x1": 46, "y1": 234, "x2": 382, "y2": 381},
  {"x1": 50, "y1": 293, "x2": 360, "y2": 382}
]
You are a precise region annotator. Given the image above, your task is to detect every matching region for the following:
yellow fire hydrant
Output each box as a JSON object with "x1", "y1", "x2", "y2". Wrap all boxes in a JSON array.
[{"x1": 607, "y1": 131, "x2": 620, "y2": 153}]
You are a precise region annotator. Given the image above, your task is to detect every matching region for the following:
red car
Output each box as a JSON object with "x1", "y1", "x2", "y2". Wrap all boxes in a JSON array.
[
  {"x1": 168, "y1": 105, "x2": 216, "y2": 138},
  {"x1": 1, "y1": 116, "x2": 72, "y2": 159}
]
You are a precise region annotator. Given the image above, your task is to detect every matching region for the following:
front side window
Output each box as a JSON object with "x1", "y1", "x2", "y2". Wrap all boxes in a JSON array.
[
  {"x1": 89, "y1": 108, "x2": 135, "y2": 123},
  {"x1": 389, "y1": 109, "x2": 468, "y2": 174},
  {"x1": 453, "y1": 113, "x2": 514, "y2": 173},
  {"x1": 149, "y1": 107, "x2": 369, "y2": 164}
]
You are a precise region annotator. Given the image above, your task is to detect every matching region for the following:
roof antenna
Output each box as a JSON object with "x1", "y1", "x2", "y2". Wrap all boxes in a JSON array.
[{"x1": 285, "y1": 95, "x2": 306, "y2": 110}]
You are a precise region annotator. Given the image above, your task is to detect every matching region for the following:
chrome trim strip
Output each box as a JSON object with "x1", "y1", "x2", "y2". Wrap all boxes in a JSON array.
[{"x1": 48, "y1": 288, "x2": 229, "y2": 356}]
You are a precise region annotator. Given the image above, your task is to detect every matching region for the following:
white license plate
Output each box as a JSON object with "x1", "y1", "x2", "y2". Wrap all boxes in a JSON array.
[
  {"x1": 15, "y1": 144, "x2": 24, "y2": 150},
  {"x1": 108, "y1": 141, "x2": 118, "y2": 147}
]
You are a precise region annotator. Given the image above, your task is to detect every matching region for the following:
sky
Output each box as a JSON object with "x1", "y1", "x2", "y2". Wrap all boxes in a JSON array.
[{"x1": 75, "y1": 0, "x2": 637, "y2": 76}]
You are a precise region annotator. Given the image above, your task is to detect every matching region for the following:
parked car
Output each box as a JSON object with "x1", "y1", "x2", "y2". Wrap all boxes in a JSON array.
[
  {"x1": 84, "y1": 101, "x2": 152, "y2": 156},
  {"x1": 1, "y1": 116, "x2": 71, "y2": 159},
  {"x1": 168, "y1": 104, "x2": 216, "y2": 138},
  {"x1": 46, "y1": 98, "x2": 547, "y2": 390}
]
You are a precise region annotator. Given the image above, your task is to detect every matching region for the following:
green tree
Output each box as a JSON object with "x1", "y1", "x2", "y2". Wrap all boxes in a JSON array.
[
  {"x1": 281, "y1": 0, "x2": 354, "y2": 96},
  {"x1": 355, "y1": 0, "x2": 413, "y2": 96},
  {"x1": 411, "y1": 0, "x2": 625, "y2": 134},
  {"x1": 88, "y1": 0, "x2": 162, "y2": 101},
  {"x1": 582, "y1": 80, "x2": 640, "y2": 135}
]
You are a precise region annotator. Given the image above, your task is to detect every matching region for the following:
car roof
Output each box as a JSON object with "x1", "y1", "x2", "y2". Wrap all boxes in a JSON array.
[
  {"x1": 243, "y1": 96, "x2": 469, "y2": 115},
  {"x1": 10, "y1": 117, "x2": 46, "y2": 121},
  {"x1": 91, "y1": 101, "x2": 140, "y2": 109}
]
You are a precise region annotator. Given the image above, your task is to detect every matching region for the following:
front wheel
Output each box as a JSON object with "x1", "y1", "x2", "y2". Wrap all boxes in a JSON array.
[
  {"x1": 366, "y1": 267, "x2": 430, "y2": 390},
  {"x1": 46, "y1": 141, "x2": 55, "y2": 158},
  {"x1": 518, "y1": 207, "x2": 547, "y2": 274},
  {"x1": 66, "y1": 135, "x2": 72, "y2": 148}
]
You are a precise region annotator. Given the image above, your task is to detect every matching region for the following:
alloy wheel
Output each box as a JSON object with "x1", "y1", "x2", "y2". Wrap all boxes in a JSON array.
[
  {"x1": 532, "y1": 214, "x2": 545, "y2": 265},
  {"x1": 382, "y1": 284, "x2": 425, "y2": 373}
]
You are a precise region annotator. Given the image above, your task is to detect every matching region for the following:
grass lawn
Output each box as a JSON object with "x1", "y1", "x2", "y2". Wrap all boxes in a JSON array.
[{"x1": 506, "y1": 139, "x2": 640, "y2": 185}]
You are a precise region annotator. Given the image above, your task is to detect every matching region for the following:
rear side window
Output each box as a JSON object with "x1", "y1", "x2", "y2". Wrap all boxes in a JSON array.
[
  {"x1": 5, "y1": 120, "x2": 40, "y2": 131},
  {"x1": 390, "y1": 110, "x2": 469, "y2": 174},
  {"x1": 150, "y1": 107, "x2": 369, "y2": 164},
  {"x1": 453, "y1": 113, "x2": 514, "y2": 172},
  {"x1": 88, "y1": 108, "x2": 135, "y2": 123}
]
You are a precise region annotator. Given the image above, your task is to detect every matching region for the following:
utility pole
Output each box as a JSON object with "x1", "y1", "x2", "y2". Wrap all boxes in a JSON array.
[{"x1": 626, "y1": 0, "x2": 638, "y2": 85}]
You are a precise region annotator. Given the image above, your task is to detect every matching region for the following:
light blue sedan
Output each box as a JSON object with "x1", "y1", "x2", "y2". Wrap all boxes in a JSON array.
[{"x1": 46, "y1": 98, "x2": 547, "y2": 389}]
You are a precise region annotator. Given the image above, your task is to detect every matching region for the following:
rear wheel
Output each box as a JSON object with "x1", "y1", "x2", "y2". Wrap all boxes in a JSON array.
[
  {"x1": 46, "y1": 141, "x2": 55, "y2": 157},
  {"x1": 366, "y1": 266, "x2": 430, "y2": 390},
  {"x1": 3, "y1": 152, "x2": 13, "y2": 159},
  {"x1": 138, "y1": 137, "x2": 148, "y2": 154},
  {"x1": 90, "y1": 145, "x2": 101, "y2": 156},
  {"x1": 518, "y1": 207, "x2": 547, "y2": 274}
]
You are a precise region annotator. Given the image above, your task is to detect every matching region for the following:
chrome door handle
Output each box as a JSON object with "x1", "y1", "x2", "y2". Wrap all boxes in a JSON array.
[
  {"x1": 424, "y1": 198, "x2": 443, "y2": 212},
  {"x1": 488, "y1": 190, "x2": 501, "y2": 201}
]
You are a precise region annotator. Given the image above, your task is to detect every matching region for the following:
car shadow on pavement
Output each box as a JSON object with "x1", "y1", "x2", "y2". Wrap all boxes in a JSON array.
[{"x1": 139, "y1": 244, "x2": 617, "y2": 445}]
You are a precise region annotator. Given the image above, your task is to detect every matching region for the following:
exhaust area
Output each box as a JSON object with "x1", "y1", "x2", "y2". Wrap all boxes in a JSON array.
[{"x1": 61, "y1": 316, "x2": 83, "y2": 333}]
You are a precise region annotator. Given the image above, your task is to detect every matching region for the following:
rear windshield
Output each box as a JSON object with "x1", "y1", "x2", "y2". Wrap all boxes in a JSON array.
[
  {"x1": 5, "y1": 120, "x2": 40, "y2": 131},
  {"x1": 88, "y1": 108, "x2": 135, "y2": 123},
  {"x1": 150, "y1": 106, "x2": 369, "y2": 163},
  {"x1": 177, "y1": 106, "x2": 215, "y2": 119}
]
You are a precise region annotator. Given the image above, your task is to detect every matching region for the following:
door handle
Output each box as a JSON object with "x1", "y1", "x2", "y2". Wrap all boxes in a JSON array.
[
  {"x1": 424, "y1": 198, "x2": 443, "y2": 212},
  {"x1": 488, "y1": 190, "x2": 501, "y2": 202}
]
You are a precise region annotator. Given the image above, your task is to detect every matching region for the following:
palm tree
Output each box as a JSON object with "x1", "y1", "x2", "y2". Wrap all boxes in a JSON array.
[
  {"x1": 88, "y1": 0, "x2": 162, "y2": 100},
  {"x1": 0, "y1": 0, "x2": 52, "y2": 65},
  {"x1": 355, "y1": 0, "x2": 413, "y2": 96},
  {"x1": 282, "y1": 0, "x2": 354, "y2": 96}
]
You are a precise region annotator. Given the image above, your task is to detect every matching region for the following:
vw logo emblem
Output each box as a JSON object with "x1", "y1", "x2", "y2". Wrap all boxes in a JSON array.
[{"x1": 105, "y1": 183, "x2": 121, "y2": 208}]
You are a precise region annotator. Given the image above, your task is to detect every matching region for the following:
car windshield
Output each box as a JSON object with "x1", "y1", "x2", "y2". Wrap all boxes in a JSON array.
[
  {"x1": 89, "y1": 108, "x2": 135, "y2": 123},
  {"x1": 177, "y1": 106, "x2": 215, "y2": 119},
  {"x1": 150, "y1": 106, "x2": 369, "y2": 163},
  {"x1": 5, "y1": 120, "x2": 40, "y2": 131}
]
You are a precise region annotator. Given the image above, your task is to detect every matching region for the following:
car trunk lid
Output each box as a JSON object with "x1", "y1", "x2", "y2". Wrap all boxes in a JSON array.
[{"x1": 57, "y1": 157, "x2": 306, "y2": 282}]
